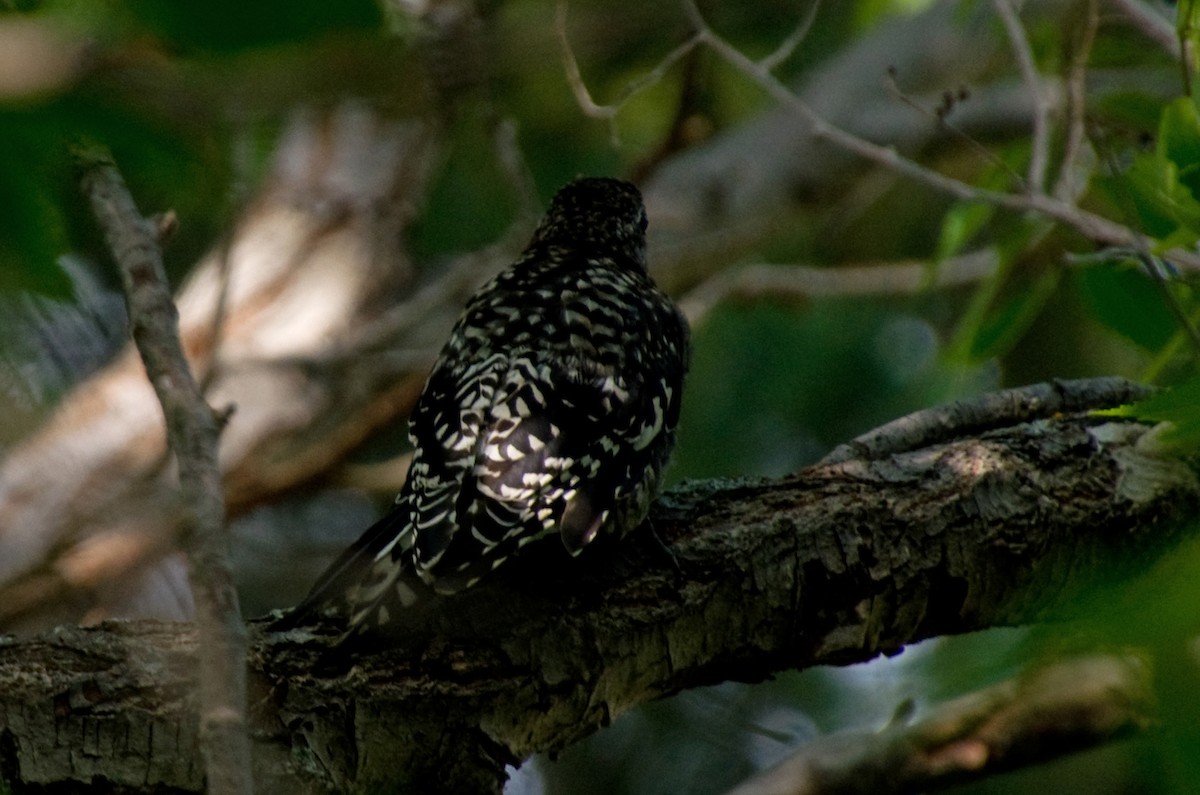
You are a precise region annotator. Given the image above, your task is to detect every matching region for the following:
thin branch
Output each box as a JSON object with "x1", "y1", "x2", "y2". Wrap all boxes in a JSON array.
[
  {"x1": 1181, "y1": 0, "x2": 1197, "y2": 96},
  {"x1": 678, "y1": 0, "x2": 1200, "y2": 272},
  {"x1": 993, "y1": 0, "x2": 1051, "y2": 192},
  {"x1": 1054, "y1": 0, "x2": 1100, "y2": 201},
  {"x1": 198, "y1": 111, "x2": 258, "y2": 397},
  {"x1": 723, "y1": 654, "x2": 1153, "y2": 795},
  {"x1": 556, "y1": 0, "x2": 702, "y2": 145},
  {"x1": 492, "y1": 115, "x2": 542, "y2": 223},
  {"x1": 882, "y1": 68, "x2": 1025, "y2": 191},
  {"x1": 821, "y1": 376, "x2": 1153, "y2": 464},
  {"x1": 1093, "y1": 137, "x2": 1200, "y2": 360},
  {"x1": 555, "y1": 0, "x2": 611, "y2": 121},
  {"x1": 1108, "y1": 0, "x2": 1182, "y2": 56},
  {"x1": 1140, "y1": 251, "x2": 1200, "y2": 354},
  {"x1": 678, "y1": 249, "x2": 1000, "y2": 329},
  {"x1": 758, "y1": 0, "x2": 822, "y2": 73},
  {"x1": 73, "y1": 144, "x2": 252, "y2": 795}
]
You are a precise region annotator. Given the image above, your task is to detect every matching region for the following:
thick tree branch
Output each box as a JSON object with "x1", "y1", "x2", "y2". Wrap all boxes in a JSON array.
[
  {"x1": 0, "y1": 381, "x2": 1194, "y2": 793},
  {"x1": 74, "y1": 146, "x2": 252, "y2": 795}
]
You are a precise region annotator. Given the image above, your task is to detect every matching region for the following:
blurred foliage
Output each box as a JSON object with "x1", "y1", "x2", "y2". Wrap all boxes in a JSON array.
[
  {"x1": 4, "y1": 0, "x2": 1200, "y2": 793},
  {"x1": 1117, "y1": 375, "x2": 1200, "y2": 451}
]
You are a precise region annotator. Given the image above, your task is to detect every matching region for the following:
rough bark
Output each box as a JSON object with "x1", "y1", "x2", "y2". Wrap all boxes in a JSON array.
[{"x1": 0, "y1": 401, "x2": 1194, "y2": 793}]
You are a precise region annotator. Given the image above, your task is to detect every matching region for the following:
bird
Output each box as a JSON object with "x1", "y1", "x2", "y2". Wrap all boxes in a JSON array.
[{"x1": 279, "y1": 176, "x2": 690, "y2": 636}]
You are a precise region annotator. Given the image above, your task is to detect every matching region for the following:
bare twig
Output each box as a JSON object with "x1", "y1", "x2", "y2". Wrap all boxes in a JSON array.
[
  {"x1": 759, "y1": 0, "x2": 822, "y2": 73},
  {"x1": 882, "y1": 68, "x2": 1025, "y2": 190},
  {"x1": 1054, "y1": 0, "x2": 1100, "y2": 201},
  {"x1": 493, "y1": 116, "x2": 542, "y2": 222},
  {"x1": 1180, "y1": 0, "x2": 1197, "y2": 95},
  {"x1": 723, "y1": 654, "x2": 1153, "y2": 795},
  {"x1": 0, "y1": 110, "x2": 436, "y2": 632},
  {"x1": 993, "y1": 0, "x2": 1051, "y2": 192},
  {"x1": 1139, "y1": 251, "x2": 1200, "y2": 354},
  {"x1": 74, "y1": 144, "x2": 252, "y2": 795},
  {"x1": 678, "y1": 249, "x2": 999, "y2": 329},
  {"x1": 1093, "y1": 137, "x2": 1200, "y2": 359},
  {"x1": 198, "y1": 113, "x2": 258, "y2": 397},
  {"x1": 556, "y1": 0, "x2": 702, "y2": 144},
  {"x1": 677, "y1": 0, "x2": 1200, "y2": 271},
  {"x1": 1108, "y1": 0, "x2": 1181, "y2": 56}
]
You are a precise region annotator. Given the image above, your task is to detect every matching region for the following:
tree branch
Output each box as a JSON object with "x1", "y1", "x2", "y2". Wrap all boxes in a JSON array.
[
  {"x1": 1107, "y1": 0, "x2": 1181, "y2": 57},
  {"x1": 677, "y1": 0, "x2": 1139, "y2": 253},
  {"x1": 678, "y1": 250, "x2": 1001, "y2": 329},
  {"x1": 993, "y1": 0, "x2": 1051, "y2": 193},
  {"x1": 1054, "y1": 0, "x2": 1099, "y2": 201},
  {"x1": 74, "y1": 145, "x2": 253, "y2": 794},
  {"x1": 0, "y1": 380, "x2": 1193, "y2": 793},
  {"x1": 2, "y1": 7, "x2": 1185, "y2": 632},
  {"x1": 643, "y1": 0, "x2": 1199, "y2": 298},
  {"x1": 723, "y1": 653, "x2": 1153, "y2": 795}
]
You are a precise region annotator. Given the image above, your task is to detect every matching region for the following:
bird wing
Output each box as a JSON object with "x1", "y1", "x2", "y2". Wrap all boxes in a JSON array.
[
  {"x1": 404, "y1": 281, "x2": 687, "y2": 588},
  {"x1": 404, "y1": 347, "x2": 606, "y2": 591}
]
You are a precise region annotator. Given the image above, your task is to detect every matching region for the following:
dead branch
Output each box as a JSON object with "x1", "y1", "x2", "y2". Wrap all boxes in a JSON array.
[{"x1": 75, "y1": 145, "x2": 253, "y2": 795}]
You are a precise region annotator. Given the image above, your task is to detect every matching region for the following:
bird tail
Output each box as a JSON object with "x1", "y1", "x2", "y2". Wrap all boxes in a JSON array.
[{"x1": 271, "y1": 506, "x2": 434, "y2": 634}]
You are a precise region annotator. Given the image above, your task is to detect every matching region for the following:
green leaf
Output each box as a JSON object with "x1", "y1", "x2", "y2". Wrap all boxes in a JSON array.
[
  {"x1": 1076, "y1": 260, "x2": 1178, "y2": 352},
  {"x1": 1094, "y1": 91, "x2": 1171, "y2": 133},
  {"x1": 934, "y1": 201, "x2": 992, "y2": 262},
  {"x1": 1105, "y1": 151, "x2": 1200, "y2": 242},
  {"x1": 1158, "y1": 98, "x2": 1200, "y2": 188},
  {"x1": 969, "y1": 270, "x2": 1059, "y2": 361},
  {"x1": 1117, "y1": 376, "x2": 1200, "y2": 451}
]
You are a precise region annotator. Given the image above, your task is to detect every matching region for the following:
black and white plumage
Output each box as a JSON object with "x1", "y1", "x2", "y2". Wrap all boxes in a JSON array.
[{"x1": 284, "y1": 177, "x2": 690, "y2": 634}]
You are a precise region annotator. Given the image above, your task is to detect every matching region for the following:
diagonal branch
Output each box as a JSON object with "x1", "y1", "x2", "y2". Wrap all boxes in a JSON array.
[
  {"x1": 73, "y1": 145, "x2": 252, "y2": 795},
  {"x1": 993, "y1": 0, "x2": 1051, "y2": 192},
  {"x1": 556, "y1": 0, "x2": 702, "y2": 145},
  {"x1": 672, "y1": 0, "x2": 1200, "y2": 271},
  {"x1": 1054, "y1": 0, "x2": 1099, "y2": 201},
  {"x1": 1108, "y1": 0, "x2": 1181, "y2": 56},
  {"x1": 0, "y1": 107, "x2": 441, "y2": 633}
]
